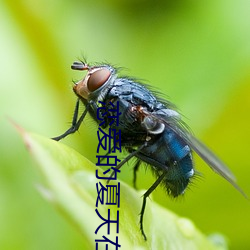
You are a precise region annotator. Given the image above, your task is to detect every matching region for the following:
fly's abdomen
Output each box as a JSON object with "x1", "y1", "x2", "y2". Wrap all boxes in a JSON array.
[
  {"x1": 164, "y1": 129, "x2": 194, "y2": 196},
  {"x1": 138, "y1": 128, "x2": 194, "y2": 197}
]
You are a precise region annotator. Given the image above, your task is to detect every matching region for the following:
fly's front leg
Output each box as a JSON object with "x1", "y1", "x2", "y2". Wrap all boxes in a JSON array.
[
  {"x1": 140, "y1": 172, "x2": 167, "y2": 240},
  {"x1": 52, "y1": 99, "x2": 90, "y2": 141}
]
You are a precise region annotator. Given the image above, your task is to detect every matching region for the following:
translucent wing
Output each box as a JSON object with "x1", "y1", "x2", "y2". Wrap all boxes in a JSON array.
[
  {"x1": 148, "y1": 109, "x2": 247, "y2": 198},
  {"x1": 172, "y1": 124, "x2": 247, "y2": 198}
]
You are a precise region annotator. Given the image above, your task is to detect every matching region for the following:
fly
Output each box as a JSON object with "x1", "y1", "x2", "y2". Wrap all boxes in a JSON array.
[{"x1": 52, "y1": 60, "x2": 247, "y2": 240}]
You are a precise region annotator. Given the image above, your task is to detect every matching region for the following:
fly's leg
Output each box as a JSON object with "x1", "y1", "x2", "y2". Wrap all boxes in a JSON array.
[
  {"x1": 107, "y1": 143, "x2": 147, "y2": 183},
  {"x1": 52, "y1": 99, "x2": 89, "y2": 141},
  {"x1": 133, "y1": 160, "x2": 141, "y2": 189},
  {"x1": 140, "y1": 172, "x2": 167, "y2": 240}
]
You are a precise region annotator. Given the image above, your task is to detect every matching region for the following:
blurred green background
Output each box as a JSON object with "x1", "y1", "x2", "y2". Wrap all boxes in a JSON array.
[{"x1": 1, "y1": 0, "x2": 250, "y2": 249}]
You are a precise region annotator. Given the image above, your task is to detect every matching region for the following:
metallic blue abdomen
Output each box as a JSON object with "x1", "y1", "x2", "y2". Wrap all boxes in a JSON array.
[{"x1": 137, "y1": 128, "x2": 194, "y2": 197}]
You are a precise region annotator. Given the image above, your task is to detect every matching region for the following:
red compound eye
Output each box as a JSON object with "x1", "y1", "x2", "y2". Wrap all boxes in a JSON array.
[{"x1": 87, "y1": 68, "x2": 111, "y2": 92}]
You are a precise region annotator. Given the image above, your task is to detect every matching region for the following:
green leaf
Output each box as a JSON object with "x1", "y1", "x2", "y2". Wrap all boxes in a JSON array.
[{"x1": 19, "y1": 127, "x2": 227, "y2": 250}]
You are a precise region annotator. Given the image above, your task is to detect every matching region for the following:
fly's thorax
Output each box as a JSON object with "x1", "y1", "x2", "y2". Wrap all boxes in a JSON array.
[
  {"x1": 141, "y1": 109, "x2": 181, "y2": 135},
  {"x1": 141, "y1": 115, "x2": 165, "y2": 134},
  {"x1": 73, "y1": 64, "x2": 117, "y2": 101}
]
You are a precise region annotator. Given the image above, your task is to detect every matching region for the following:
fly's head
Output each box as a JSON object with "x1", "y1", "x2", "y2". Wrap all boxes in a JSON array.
[{"x1": 72, "y1": 61, "x2": 116, "y2": 101}]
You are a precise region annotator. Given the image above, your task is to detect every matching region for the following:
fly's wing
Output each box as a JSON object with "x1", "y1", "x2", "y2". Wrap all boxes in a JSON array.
[
  {"x1": 182, "y1": 132, "x2": 248, "y2": 198},
  {"x1": 150, "y1": 110, "x2": 247, "y2": 198}
]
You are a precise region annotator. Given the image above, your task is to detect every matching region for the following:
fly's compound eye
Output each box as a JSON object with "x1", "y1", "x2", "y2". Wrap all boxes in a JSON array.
[{"x1": 87, "y1": 68, "x2": 111, "y2": 92}]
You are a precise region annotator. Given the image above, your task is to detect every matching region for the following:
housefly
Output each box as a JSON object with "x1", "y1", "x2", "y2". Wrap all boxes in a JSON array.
[{"x1": 52, "y1": 60, "x2": 246, "y2": 240}]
